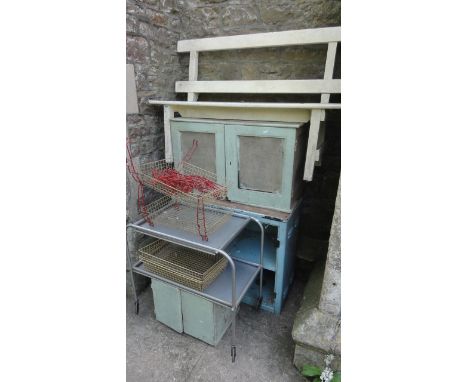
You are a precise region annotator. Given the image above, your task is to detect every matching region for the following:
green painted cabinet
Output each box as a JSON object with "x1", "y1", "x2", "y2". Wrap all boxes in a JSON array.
[
  {"x1": 150, "y1": 279, "x2": 183, "y2": 333},
  {"x1": 171, "y1": 118, "x2": 307, "y2": 212},
  {"x1": 150, "y1": 279, "x2": 232, "y2": 346},
  {"x1": 181, "y1": 290, "x2": 232, "y2": 346}
]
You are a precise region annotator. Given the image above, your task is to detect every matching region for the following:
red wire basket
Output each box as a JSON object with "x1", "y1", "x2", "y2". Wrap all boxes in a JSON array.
[
  {"x1": 126, "y1": 138, "x2": 229, "y2": 241},
  {"x1": 138, "y1": 160, "x2": 227, "y2": 204}
]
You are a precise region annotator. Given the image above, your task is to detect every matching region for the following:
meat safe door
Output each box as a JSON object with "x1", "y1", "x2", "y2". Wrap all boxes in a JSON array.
[
  {"x1": 225, "y1": 124, "x2": 296, "y2": 212},
  {"x1": 171, "y1": 120, "x2": 226, "y2": 184}
]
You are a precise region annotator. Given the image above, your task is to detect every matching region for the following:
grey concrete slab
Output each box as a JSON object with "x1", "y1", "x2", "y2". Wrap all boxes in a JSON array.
[
  {"x1": 127, "y1": 279, "x2": 307, "y2": 382},
  {"x1": 127, "y1": 289, "x2": 208, "y2": 381}
]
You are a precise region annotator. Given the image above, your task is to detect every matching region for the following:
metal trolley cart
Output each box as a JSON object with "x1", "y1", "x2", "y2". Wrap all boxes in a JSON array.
[{"x1": 126, "y1": 206, "x2": 264, "y2": 362}]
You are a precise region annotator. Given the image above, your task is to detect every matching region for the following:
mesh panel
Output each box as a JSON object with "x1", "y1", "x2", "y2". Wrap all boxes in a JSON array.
[{"x1": 138, "y1": 239, "x2": 228, "y2": 291}]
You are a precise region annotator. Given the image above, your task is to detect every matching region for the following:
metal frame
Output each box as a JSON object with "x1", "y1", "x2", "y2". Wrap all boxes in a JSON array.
[{"x1": 126, "y1": 212, "x2": 264, "y2": 362}]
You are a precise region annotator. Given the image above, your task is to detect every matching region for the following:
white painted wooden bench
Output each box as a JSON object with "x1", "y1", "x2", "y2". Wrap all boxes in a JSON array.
[{"x1": 148, "y1": 26, "x2": 341, "y2": 181}]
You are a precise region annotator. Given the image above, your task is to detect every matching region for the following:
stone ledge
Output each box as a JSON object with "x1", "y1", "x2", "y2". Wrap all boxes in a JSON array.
[
  {"x1": 292, "y1": 307, "x2": 341, "y2": 355},
  {"x1": 292, "y1": 257, "x2": 341, "y2": 370},
  {"x1": 293, "y1": 258, "x2": 325, "y2": 320},
  {"x1": 294, "y1": 343, "x2": 341, "y2": 371}
]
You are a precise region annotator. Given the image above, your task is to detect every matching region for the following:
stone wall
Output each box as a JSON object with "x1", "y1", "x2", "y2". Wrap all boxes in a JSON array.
[
  {"x1": 126, "y1": 0, "x2": 187, "y2": 294},
  {"x1": 126, "y1": 0, "x2": 341, "y2": 293},
  {"x1": 292, "y1": 180, "x2": 341, "y2": 370}
]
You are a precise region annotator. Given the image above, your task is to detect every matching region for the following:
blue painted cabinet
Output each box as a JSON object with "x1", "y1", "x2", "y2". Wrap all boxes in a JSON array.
[
  {"x1": 171, "y1": 118, "x2": 307, "y2": 212},
  {"x1": 224, "y1": 202, "x2": 302, "y2": 314}
]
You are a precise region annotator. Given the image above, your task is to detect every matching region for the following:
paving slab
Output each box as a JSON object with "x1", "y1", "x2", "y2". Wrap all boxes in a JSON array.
[{"x1": 127, "y1": 278, "x2": 307, "y2": 382}]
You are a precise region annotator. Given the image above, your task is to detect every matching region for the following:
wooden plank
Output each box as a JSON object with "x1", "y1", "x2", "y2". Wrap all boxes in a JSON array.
[
  {"x1": 303, "y1": 109, "x2": 322, "y2": 181},
  {"x1": 187, "y1": 51, "x2": 199, "y2": 102},
  {"x1": 314, "y1": 123, "x2": 326, "y2": 165},
  {"x1": 315, "y1": 147, "x2": 322, "y2": 162},
  {"x1": 323, "y1": 43, "x2": 337, "y2": 81},
  {"x1": 177, "y1": 27, "x2": 341, "y2": 52},
  {"x1": 148, "y1": 100, "x2": 341, "y2": 110},
  {"x1": 171, "y1": 105, "x2": 311, "y2": 123},
  {"x1": 175, "y1": 79, "x2": 341, "y2": 94},
  {"x1": 163, "y1": 105, "x2": 174, "y2": 162},
  {"x1": 320, "y1": 42, "x2": 338, "y2": 121},
  {"x1": 171, "y1": 117, "x2": 303, "y2": 129},
  {"x1": 126, "y1": 64, "x2": 139, "y2": 114}
]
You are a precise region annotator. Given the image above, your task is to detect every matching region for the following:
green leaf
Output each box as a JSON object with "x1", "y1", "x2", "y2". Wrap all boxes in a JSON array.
[
  {"x1": 301, "y1": 365, "x2": 322, "y2": 377},
  {"x1": 331, "y1": 372, "x2": 341, "y2": 382},
  {"x1": 313, "y1": 377, "x2": 321, "y2": 382}
]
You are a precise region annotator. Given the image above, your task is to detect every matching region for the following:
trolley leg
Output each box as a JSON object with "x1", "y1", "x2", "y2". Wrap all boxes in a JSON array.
[
  {"x1": 126, "y1": 234, "x2": 139, "y2": 315},
  {"x1": 231, "y1": 308, "x2": 236, "y2": 362},
  {"x1": 251, "y1": 218, "x2": 265, "y2": 311},
  {"x1": 218, "y1": 249, "x2": 237, "y2": 362},
  {"x1": 256, "y1": 294, "x2": 263, "y2": 311}
]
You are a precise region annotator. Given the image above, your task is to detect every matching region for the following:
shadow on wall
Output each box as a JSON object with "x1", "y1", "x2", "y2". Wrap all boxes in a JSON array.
[{"x1": 297, "y1": 100, "x2": 341, "y2": 265}]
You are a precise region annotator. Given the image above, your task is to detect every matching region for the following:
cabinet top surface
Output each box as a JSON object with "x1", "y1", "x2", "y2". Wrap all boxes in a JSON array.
[{"x1": 170, "y1": 117, "x2": 304, "y2": 129}]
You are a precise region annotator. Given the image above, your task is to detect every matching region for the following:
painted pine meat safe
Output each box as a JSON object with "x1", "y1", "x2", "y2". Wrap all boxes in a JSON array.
[{"x1": 171, "y1": 118, "x2": 307, "y2": 212}]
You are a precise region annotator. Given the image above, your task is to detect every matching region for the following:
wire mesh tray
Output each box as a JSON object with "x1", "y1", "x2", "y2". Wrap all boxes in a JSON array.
[
  {"x1": 138, "y1": 239, "x2": 228, "y2": 291},
  {"x1": 144, "y1": 195, "x2": 230, "y2": 238},
  {"x1": 138, "y1": 160, "x2": 227, "y2": 203}
]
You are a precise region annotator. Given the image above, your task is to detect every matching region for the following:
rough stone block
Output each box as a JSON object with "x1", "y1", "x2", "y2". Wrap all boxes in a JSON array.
[
  {"x1": 294, "y1": 344, "x2": 341, "y2": 372},
  {"x1": 292, "y1": 307, "x2": 341, "y2": 354},
  {"x1": 146, "y1": 9, "x2": 167, "y2": 26},
  {"x1": 319, "y1": 181, "x2": 341, "y2": 316},
  {"x1": 126, "y1": 15, "x2": 138, "y2": 34},
  {"x1": 127, "y1": 36, "x2": 149, "y2": 64},
  {"x1": 221, "y1": 5, "x2": 258, "y2": 27},
  {"x1": 258, "y1": 3, "x2": 297, "y2": 25}
]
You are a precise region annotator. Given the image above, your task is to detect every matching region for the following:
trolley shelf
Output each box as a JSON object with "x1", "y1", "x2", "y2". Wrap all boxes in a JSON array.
[
  {"x1": 133, "y1": 257, "x2": 260, "y2": 307},
  {"x1": 129, "y1": 213, "x2": 251, "y2": 251},
  {"x1": 225, "y1": 229, "x2": 276, "y2": 271}
]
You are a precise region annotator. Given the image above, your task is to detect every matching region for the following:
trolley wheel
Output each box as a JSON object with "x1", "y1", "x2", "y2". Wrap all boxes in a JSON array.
[
  {"x1": 255, "y1": 296, "x2": 263, "y2": 311},
  {"x1": 231, "y1": 345, "x2": 236, "y2": 363},
  {"x1": 134, "y1": 300, "x2": 139, "y2": 315}
]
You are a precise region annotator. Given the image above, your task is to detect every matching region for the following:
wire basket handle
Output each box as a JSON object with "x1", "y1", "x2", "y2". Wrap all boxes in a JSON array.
[
  {"x1": 179, "y1": 139, "x2": 198, "y2": 169},
  {"x1": 126, "y1": 138, "x2": 153, "y2": 226}
]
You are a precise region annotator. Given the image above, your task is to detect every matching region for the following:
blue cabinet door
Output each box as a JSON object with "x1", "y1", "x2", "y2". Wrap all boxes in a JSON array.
[{"x1": 225, "y1": 124, "x2": 297, "y2": 212}]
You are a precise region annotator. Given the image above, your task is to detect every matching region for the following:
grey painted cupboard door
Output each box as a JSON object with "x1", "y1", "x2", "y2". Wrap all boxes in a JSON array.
[
  {"x1": 151, "y1": 279, "x2": 183, "y2": 333},
  {"x1": 225, "y1": 124, "x2": 296, "y2": 212},
  {"x1": 171, "y1": 120, "x2": 226, "y2": 185}
]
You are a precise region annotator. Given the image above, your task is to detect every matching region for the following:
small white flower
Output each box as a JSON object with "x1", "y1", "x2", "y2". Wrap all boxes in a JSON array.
[{"x1": 320, "y1": 368, "x2": 334, "y2": 382}]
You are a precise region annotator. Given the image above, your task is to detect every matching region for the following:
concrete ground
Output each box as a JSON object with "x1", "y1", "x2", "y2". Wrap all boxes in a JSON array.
[{"x1": 127, "y1": 278, "x2": 307, "y2": 382}]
